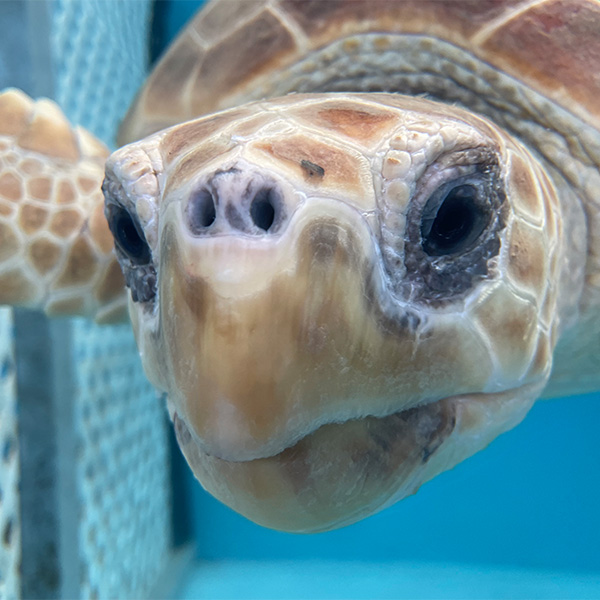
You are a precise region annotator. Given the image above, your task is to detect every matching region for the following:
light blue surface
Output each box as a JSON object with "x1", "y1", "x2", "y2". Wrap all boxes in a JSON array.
[
  {"x1": 174, "y1": 560, "x2": 600, "y2": 600},
  {"x1": 186, "y1": 393, "x2": 600, "y2": 573}
]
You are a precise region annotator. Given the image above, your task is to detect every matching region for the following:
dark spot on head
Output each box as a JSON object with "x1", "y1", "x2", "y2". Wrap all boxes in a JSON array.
[{"x1": 301, "y1": 159, "x2": 325, "y2": 179}]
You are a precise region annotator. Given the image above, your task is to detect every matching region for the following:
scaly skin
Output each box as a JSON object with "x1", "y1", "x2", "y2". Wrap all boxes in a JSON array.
[{"x1": 0, "y1": 90, "x2": 127, "y2": 323}]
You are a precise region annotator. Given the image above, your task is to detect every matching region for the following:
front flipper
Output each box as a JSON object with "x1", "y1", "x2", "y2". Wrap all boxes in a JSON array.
[{"x1": 0, "y1": 89, "x2": 127, "y2": 323}]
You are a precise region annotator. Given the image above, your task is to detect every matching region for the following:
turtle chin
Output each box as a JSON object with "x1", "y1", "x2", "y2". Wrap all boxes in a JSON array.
[{"x1": 172, "y1": 384, "x2": 540, "y2": 533}]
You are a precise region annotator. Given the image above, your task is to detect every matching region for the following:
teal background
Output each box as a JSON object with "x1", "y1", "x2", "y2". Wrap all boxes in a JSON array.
[
  {"x1": 185, "y1": 393, "x2": 600, "y2": 571},
  {"x1": 155, "y1": 0, "x2": 600, "y2": 580}
]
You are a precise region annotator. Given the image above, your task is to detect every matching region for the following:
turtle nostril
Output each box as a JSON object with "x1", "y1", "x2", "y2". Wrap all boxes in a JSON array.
[
  {"x1": 250, "y1": 188, "x2": 276, "y2": 231},
  {"x1": 188, "y1": 188, "x2": 216, "y2": 233}
]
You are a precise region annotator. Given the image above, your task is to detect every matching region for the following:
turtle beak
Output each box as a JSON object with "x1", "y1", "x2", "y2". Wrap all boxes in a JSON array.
[
  {"x1": 154, "y1": 161, "x2": 495, "y2": 463},
  {"x1": 157, "y1": 186, "x2": 392, "y2": 461}
]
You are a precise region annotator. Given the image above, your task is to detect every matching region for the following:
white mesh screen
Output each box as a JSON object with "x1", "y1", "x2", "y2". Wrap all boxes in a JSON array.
[
  {"x1": 72, "y1": 320, "x2": 170, "y2": 600},
  {"x1": 52, "y1": 0, "x2": 152, "y2": 144},
  {"x1": 49, "y1": 1, "x2": 171, "y2": 598},
  {"x1": 0, "y1": 307, "x2": 19, "y2": 600}
]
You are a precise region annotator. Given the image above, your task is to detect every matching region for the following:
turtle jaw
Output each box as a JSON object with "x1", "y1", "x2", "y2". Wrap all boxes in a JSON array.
[{"x1": 171, "y1": 383, "x2": 540, "y2": 533}]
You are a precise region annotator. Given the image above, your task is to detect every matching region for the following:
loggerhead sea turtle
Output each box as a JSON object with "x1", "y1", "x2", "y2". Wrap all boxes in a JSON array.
[{"x1": 0, "y1": 0, "x2": 599, "y2": 534}]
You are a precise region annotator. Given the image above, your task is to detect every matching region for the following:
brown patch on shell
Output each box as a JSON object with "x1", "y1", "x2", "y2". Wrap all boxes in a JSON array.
[
  {"x1": 28, "y1": 238, "x2": 62, "y2": 274},
  {"x1": 193, "y1": 0, "x2": 265, "y2": 44},
  {"x1": 19, "y1": 204, "x2": 49, "y2": 235},
  {"x1": 279, "y1": 0, "x2": 510, "y2": 42},
  {"x1": 0, "y1": 171, "x2": 22, "y2": 202},
  {"x1": 27, "y1": 177, "x2": 52, "y2": 202},
  {"x1": 49, "y1": 209, "x2": 84, "y2": 238},
  {"x1": 144, "y1": 35, "x2": 205, "y2": 119},
  {"x1": 54, "y1": 237, "x2": 96, "y2": 288},
  {"x1": 0, "y1": 222, "x2": 19, "y2": 262},
  {"x1": 481, "y1": 0, "x2": 600, "y2": 123},
  {"x1": 190, "y1": 10, "x2": 296, "y2": 115}
]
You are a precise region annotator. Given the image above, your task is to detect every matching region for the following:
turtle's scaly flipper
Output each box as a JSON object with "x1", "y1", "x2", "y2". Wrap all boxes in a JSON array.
[{"x1": 0, "y1": 89, "x2": 127, "y2": 323}]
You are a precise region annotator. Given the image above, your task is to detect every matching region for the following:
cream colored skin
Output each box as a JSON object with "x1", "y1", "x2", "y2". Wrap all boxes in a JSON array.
[
  {"x1": 105, "y1": 93, "x2": 567, "y2": 531},
  {"x1": 1, "y1": 0, "x2": 599, "y2": 533}
]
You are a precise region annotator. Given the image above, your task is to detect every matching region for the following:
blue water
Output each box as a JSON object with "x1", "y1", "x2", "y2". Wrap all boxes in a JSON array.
[
  {"x1": 183, "y1": 394, "x2": 600, "y2": 570},
  {"x1": 156, "y1": 3, "x2": 600, "y2": 597},
  {"x1": 172, "y1": 392, "x2": 600, "y2": 598},
  {"x1": 173, "y1": 394, "x2": 600, "y2": 598}
]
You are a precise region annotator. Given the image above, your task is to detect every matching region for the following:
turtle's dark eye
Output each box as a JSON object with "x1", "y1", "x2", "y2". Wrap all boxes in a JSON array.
[
  {"x1": 421, "y1": 184, "x2": 490, "y2": 256},
  {"x1": 109, "y1": 206, "x2": 151, "y2": 264}
]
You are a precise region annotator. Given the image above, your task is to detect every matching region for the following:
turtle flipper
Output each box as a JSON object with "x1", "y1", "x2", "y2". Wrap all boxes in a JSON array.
[{"x1": 0, "y1": 89, "x2": 127, "y2": 323}]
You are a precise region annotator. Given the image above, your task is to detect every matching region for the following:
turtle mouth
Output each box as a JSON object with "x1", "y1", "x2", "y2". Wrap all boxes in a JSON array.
[
  {"x1": 171, "y1": 385, "x2": 536, "y2": 532},
  {"x1": 173, "y1": 386, "x2": 526, "y2": 465},
  {"x1": 176, "y1": 395, "x2": 455, "y2": 463}
]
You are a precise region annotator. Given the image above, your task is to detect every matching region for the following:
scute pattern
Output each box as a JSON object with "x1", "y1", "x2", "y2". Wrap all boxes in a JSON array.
[{"x1": 0, "y1": 90, "x2": 126, "y2": 323}]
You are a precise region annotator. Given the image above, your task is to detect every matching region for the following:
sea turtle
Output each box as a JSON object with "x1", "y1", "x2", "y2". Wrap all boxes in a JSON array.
[{"x1": 0, "y1": 0, "x2": 598, "y2": 534}]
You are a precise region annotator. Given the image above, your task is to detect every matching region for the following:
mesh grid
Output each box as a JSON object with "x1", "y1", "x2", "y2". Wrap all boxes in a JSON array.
[
  {"x1": 49, "y1": 1, "x2": 171, "y2": 598},
  {"x1": 0, "y1": 307, "x2": 19, "y2": 600},
  {"x1": 72, "y1": 320, "x2": 170, "y2": 599},
  {"x1": 52, "y1": 0, "x2": 152, "y2": 145}
]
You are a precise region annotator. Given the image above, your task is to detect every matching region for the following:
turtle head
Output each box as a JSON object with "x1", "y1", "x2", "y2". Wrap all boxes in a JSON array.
[{"x1": 103, "y1": 94, "x2": 562, "y2": 533}]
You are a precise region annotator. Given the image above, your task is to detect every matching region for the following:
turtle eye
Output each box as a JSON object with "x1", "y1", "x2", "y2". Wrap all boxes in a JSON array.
[
  {"x1": 109, "y1": 206, "x2": 151, "y2": 265},
  {"x1": 421, "y1": 183, "x2": 490, "y2": 256}
]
